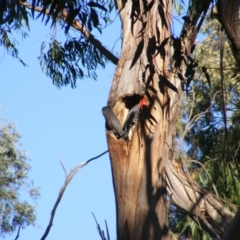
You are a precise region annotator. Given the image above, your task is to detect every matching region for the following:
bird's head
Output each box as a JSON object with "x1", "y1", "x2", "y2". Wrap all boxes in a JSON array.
[{"x1": 138, "y1": 97, "x2": 149, "y2": 109}]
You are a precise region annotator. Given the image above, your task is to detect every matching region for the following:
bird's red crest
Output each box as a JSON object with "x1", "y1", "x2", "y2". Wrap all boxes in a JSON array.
[{"x1": 138, "y1": 97, "x2": 148, "y2": 109}]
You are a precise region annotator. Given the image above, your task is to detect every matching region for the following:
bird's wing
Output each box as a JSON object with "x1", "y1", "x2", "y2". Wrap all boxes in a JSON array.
[{"x1": 123, "y1": 104, "x2": 139, "y2": 132}]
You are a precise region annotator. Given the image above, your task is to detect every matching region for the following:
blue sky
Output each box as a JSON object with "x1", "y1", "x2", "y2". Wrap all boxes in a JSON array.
[{"x1": 1, "y1": 16, "x2": 121, "y2": 240}]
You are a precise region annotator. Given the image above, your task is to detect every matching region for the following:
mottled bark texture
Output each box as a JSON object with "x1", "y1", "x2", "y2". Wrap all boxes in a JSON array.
[
  {"x1": 105, "y1": 0, "x2": 236, "y2": 239},
  {"x1": 106, "y1": 1, "x2": 178, "y2": 239}
]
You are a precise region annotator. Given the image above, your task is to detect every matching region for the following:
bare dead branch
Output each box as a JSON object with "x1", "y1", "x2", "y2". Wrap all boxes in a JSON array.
[
  {"x1": 18, "y1": 1, "x2": 119, "y2": 65},
  {"x1": 14, "y1": 227, "x2": 20, "y2": 240},
  {"x1": 86, "y1": 150, "x2": 109, "y2": 164},
  {"x1": 40, "y1": 150, "x2": 108, "y2": 240}
]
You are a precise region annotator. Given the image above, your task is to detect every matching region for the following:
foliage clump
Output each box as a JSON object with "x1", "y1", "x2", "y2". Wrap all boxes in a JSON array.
[{"x1": 0, "y1": 118, "x2": 39, "y2": 236}]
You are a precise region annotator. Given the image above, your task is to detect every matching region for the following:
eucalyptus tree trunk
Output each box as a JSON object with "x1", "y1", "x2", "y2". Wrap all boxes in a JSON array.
[
  {"x1": 105, "y1": 0, "x2": 236, "y2": 239},
  {"x1": 106, "y1": 1, "x2": 178, "y2": 239}
]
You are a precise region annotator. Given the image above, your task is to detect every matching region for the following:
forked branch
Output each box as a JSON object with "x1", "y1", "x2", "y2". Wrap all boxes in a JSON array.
[{"x1": 40, "y1": 150, "x2": 108, "y2": 240}]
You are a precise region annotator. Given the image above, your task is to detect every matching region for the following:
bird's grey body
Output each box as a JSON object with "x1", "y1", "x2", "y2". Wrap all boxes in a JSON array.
[{"x1": 102, "y1": 106, "x2": 129, "y2": 142}]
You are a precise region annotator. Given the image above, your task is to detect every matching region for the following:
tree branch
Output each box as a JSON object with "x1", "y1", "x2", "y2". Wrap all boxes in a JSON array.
[
  {"x1": 14, "y1": 227, "x2": 21, "y2": 240},
  {"x1": 40, "y1": 150, "x2": 108, "y2": 240},
  {"x1": 18, "y1": 1, "x2": 119, "y2": 65},
  {"x1": 166, "y1": 159, "x2": 235, "y2": 239}
]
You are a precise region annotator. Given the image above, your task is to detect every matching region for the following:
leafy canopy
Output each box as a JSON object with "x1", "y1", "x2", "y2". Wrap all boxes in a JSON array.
[{"x1": 0, "y1": 0, "x2": 116, "y2": 87}]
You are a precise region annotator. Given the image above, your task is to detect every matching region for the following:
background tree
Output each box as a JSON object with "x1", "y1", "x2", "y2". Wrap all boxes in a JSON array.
[
  {"x1": 0, "y1": 116, "x2": 39, "y2": 237},
  {"x1": 169, "y1": 16, "x2": 240, "y2": 239},
  {"x1": 1, "y1": 0, "x2": 240, "y2": 239}
]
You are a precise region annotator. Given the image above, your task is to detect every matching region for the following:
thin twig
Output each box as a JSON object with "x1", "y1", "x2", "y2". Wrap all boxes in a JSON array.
[
  {"x1": 58, "y1": 156, "x2": 67, "y2": 178},
  {"x1": 178, "y1": 90, "x2": 221, "y2": 149},
  {"x1": 176, "y1": 87, "x2": 196, "y2": 149},
  {"x1": 105, "y1": 219, "x2": 110, "y2": 240},
  {"x1": 219, "y1": 30, "x2": 228, "y2": 161},
  {"x1": 182, "y1": 158, "x2": 219, "y2": 197},
  {"x1": 40, "y1": 150, "x2": 108, "y2": 240},
  {"x1": 92, "y1": 213, "x2": 106, "y2": 240}
]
